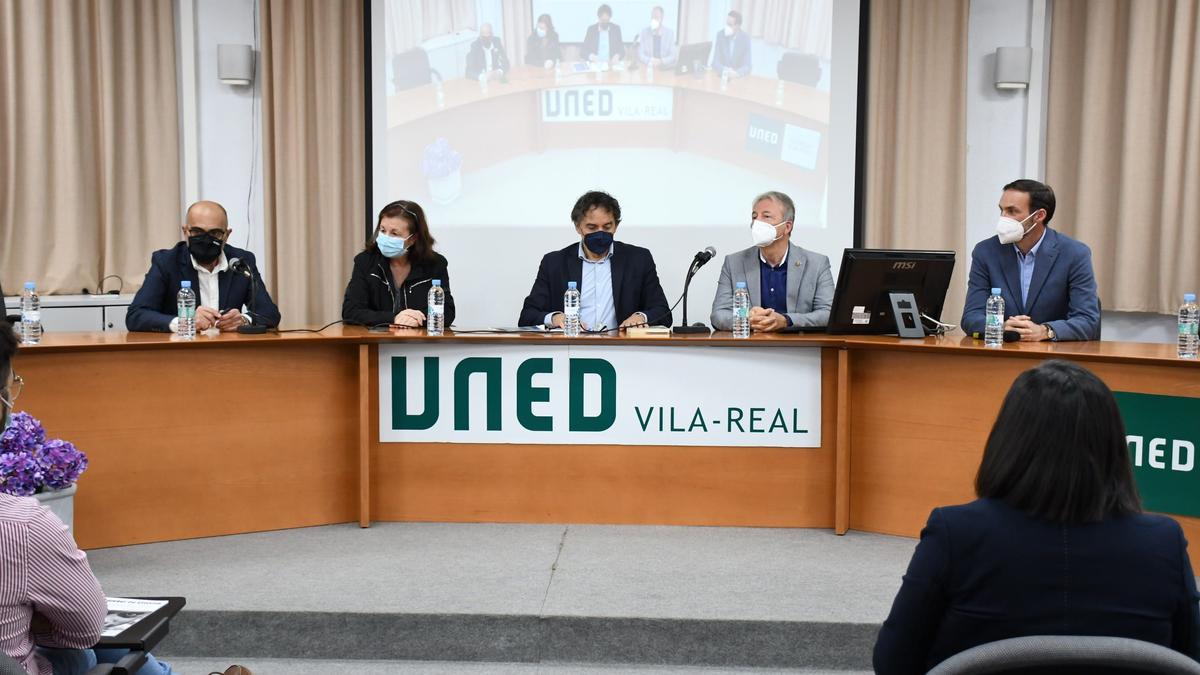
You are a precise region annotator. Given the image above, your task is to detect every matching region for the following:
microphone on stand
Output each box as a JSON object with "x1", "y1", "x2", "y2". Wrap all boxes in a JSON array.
[
  {"x1": 228, "y1": 258, "x2": 269, "y2": 334},
  {"x1": 673, "y1": 246, "x2": 718, "y2": 335}
]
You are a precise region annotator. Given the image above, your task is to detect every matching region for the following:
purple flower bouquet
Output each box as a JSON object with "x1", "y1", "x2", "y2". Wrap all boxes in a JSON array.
[
  {"x1": 0, "y1": 412, "x2": 88, "y2": 497},
  {"x1": 420, "y1": 137, "x2": 463, "y2": 180}
]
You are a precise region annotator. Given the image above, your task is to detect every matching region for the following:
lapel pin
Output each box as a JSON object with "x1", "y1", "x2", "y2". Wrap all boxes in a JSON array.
[{"x1": 794, "y1": 260, "x2": 802, "y2": 267}]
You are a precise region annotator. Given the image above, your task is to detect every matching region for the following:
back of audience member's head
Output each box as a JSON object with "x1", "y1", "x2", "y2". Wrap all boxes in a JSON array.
[{"x1": 975, "y1": 359, "x2": 1141, "y2": 524}]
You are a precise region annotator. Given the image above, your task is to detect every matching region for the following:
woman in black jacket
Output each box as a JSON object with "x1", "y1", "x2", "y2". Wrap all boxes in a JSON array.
[
  {"x1": 342, "y1": 200, "x2": 455, "y2": 328},
  {"x1": 874, "y1": 360, "x2": 1199, "y2": 673},
  {"x1": 525, "y1": 14, "x2": 561, "y2": 67}
]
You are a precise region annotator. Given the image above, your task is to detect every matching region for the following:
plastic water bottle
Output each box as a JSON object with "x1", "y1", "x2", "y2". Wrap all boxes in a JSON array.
[
  {"x1": 985, "y1": 287, "x2": 1005, "y2": 348},
  {"x1": 427, "y1": 279, "x2": 445, "y2": 336},
  {"x1": 1179, "y1": 293, "x2": 1199, "y2": 359},
  {"x1": 434, "y1": 80, "x2": 445, "y2": 107},
  {"x1": 775, "y1": 80, "x2": 785, "y2": 105},
  {"x1": 563, "y1": 281, "x2": 581, "y2": 337},
  {"x1": 733, "y1": 281, "x2": 751, "y2": 339},
  {"x1": 19, "y1": 282, "x2": 41, "y2": 345},
  {"x1": 720, "y1": 69, "x2": 729, "y2": 91},
  {"x1": 176, "y1": 281, "x2": 197, "y2": 340},
  {"x1": 478, "y1": 72, "x2": 488, "y2": 93}
]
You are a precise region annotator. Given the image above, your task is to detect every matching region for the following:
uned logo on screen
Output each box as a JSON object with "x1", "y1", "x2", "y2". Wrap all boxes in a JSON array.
[
  {"x1": 543, "y1": 89, "x2": 614, "y2": 118},
  {"x1": 747, "y1": 125, "x2": 780, "y2": 145}
]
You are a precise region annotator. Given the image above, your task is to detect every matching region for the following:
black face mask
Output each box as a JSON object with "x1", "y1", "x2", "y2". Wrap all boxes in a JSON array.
[
  {"x1": 480, "y1": 37, "x2": 493, "y2": 48},
  {"x1": 188, "y1": 233, "x2": 224, "y2": 264}
]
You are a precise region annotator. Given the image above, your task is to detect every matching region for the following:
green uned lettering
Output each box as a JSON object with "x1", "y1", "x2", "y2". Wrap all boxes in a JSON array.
[
  {"x1": 392, "y1": 356, "x2": 439, "y2": 430},
  {"x1": 517, "y1": 358, "x2": 554, "y2": 432},
  {"x1": 454, "y1": 357, "x2": 502, "y2": 431},
  {"x1": 569, "y1": 358, "x2": 616, "y2": 432}
]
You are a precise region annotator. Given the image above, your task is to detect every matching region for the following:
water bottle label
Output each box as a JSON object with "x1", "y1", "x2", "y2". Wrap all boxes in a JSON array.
[
  {"x1": 564, "y1": 306, "x2": 579, "y2": 317},
  {"x1": 22, "y1": 311, "x2": 40, "y2": 322},
  {"x1": 1181, "y1": 323, "x2": 1198, "y2": 336},
  {"x1": 986, "y1": 314, "x2": 1002, "y2": 327},
  {"x1": 430, "y1": 304, "x2": 444, "y2": 315},
  {"x1": 735, "y1": 307, "x2": 749, "y2": 319},
  {"x1": 178, "y1": 305, "x2": 195, "y2": 319}
]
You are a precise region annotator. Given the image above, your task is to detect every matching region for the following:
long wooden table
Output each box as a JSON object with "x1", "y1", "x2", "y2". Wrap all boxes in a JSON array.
[{"x1": 14, "y1": 328, "x2": 1200, "y2": 574}]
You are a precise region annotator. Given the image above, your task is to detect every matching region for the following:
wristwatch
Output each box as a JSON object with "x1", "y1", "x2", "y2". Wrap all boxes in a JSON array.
[{"x1": 1043, "y1": 324, "x2": 1056, "y2": 341}]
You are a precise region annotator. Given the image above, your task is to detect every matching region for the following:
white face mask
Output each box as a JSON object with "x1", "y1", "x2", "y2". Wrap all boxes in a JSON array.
[
  {"x1": 995, "y1": 211, "x2": 1039, "y2": 245},
  {"x1": 650, "y1": 18, "x2": 661, "y2": 30},
  {"x1": 751, "y1": 219, "x2": 785, "y2": 248},
  {"x1": 724, "y1": 25, "x2": 735, "y2": 36}
]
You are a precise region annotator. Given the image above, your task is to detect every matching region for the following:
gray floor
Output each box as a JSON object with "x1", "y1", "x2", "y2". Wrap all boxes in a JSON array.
[
  {"x1": 166, "y1": 657, "x2": 872, "y2": 674},
  {"x1": 87, "y1": 523, "x2": 915, "y2": 624}
]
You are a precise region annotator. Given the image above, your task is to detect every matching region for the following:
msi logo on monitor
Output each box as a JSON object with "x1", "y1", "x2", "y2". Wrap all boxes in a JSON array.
[{"x1": 892, "y1": 261, "x2": 917, "y2": 271}]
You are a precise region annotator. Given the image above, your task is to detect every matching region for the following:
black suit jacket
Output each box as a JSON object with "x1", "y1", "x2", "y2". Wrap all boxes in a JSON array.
[
  {"x1": 518, "y1": 241, "x2": 670, "y2": 327},
  {"x1": 524, "y1": 33, "x2": 561, "y2": 66},
  {"x1": 874, "y1": 498, "x2": 1200, "y2": 674},
  {"x1": 582, "y1": 23, "x2": 625, "y2": 60},
  {"x1": 125, "y1": 242, "x2": 281, "y2": 332},
  {"x1": 465, "y1": 37, "x2": 510, "y2": 78},
  {"x1": 341, "y1": 247, "x2": 456, "y2": 327}
]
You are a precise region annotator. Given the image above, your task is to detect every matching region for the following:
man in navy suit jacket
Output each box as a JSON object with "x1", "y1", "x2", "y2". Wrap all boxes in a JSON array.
[
  {"x1": 712, "y1": 10, "x2": 751, "y2": 77},
  {"x1": 961, "y1": 180, "x2": 1100, "y2": 341},
  {"x1": 126, "y1": 201, "x2": 281, "y2": 332},
  {"x1": 582, "y1": 4, "x2": 625, "y2": 64},
  {"x1": 518, "y1": 191, "x2": 670, "y2": 329}
]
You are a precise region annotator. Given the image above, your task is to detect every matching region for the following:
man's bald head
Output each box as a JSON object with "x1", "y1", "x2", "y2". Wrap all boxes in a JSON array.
[{"x1": 185, "y1": 201, "x2": 229, "y2": 230}]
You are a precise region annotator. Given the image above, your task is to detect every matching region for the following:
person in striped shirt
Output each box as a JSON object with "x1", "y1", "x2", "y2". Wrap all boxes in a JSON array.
[{"x1": 0, "y1": 323, "x2": 251, "y2": 675}]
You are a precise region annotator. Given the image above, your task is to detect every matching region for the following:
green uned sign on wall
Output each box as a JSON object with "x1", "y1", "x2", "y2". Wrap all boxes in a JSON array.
[{"x1": 1113, "y1": 391, "x2": 1200, "y2": 518}]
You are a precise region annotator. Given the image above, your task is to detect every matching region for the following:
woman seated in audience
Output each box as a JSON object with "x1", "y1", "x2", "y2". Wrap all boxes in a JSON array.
[
  {"x1": 525, "y1": 13, "x2": 562, "y2": 67},
  {"x1": 874, "y1": 359, "x2": 1199, "y2": 673},
  {"x1": 342, "y1": 199, "x2": 455, "y2": 329},
  {"x1": 0, "y1": 322, "x2": 250, "y2": 675}
]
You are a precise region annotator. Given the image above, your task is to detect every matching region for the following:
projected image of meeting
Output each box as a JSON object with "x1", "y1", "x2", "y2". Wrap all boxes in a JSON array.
[
  {"x1": 378, "y1": 0, "x2": 832, "y2": 227},
  {"x1": 370, "y1": 0, "x2": 856, "y2": 328}
]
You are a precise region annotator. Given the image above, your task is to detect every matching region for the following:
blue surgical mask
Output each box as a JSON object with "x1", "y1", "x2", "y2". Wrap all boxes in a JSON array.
[
  {"x1": 583, "y1": 230, "x2": 614, "y2": 255},
  {"x1": 536, "y1": 27, "x2": 547, "y2": 38},
  {"x1": 376, "y1": 232, "x2": 411, "y2": 258}
]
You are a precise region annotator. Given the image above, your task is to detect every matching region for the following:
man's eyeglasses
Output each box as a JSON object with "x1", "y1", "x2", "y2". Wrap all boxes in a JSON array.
[{"x1": 1, "y1": 373, "x2": 22, "y2": 410}]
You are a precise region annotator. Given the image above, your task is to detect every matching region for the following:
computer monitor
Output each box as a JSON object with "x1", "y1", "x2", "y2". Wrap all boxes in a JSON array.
[
  {"x1": 676, "y1": 42, "x2": 712, "y2": 76},
  {"x1": 827, "y1": 249, "x2": 956, "y2": 335}
]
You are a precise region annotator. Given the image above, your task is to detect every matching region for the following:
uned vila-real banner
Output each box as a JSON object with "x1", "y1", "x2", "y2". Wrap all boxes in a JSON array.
[
  {"x1": 1115, "y1": 391, "x2": 1200, "y2": 519},
  {"x1": 379, "y1": 344, "x2": 822, "y2": 447}
]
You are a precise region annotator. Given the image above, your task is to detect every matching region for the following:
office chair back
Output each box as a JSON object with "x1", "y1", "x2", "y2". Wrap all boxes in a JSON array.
[{"x1": 927, "y1": 635, "x2": 1200, "y2": 675}]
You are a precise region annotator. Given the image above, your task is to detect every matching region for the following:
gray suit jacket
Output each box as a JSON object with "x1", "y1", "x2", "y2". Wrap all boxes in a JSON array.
[{"x1": 709, "y1": 243, "x2": 834, "y2": 330}]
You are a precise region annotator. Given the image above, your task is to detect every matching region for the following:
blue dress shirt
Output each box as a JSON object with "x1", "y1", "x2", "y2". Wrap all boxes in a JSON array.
[
  {"x1": 598, "y1": 28, "x2": 611, "y2": 61},
  {"x1": 759, "y1": 250, "x2": 792, "y2": 327},
  {"x1": 545, "y1": 244, "x2": 617, "y2": 330},
  {"x1": 1015, "y1": 233, "x2": 1045, "y2": 308}
]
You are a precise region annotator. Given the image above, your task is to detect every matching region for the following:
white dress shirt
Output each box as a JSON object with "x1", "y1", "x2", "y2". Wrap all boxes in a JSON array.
[{"x1": 169, "y1": 253, "x2": 243, "y2": 333}]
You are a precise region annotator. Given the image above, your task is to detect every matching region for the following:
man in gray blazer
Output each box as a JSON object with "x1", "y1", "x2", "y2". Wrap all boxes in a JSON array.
[{"x1": 710, "y1": 191, "x2": 834, "y2": 332}]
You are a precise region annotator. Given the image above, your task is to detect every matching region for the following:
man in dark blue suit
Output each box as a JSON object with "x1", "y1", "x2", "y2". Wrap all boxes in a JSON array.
[
  {"x1": 711, "y1": 10, "x2": 751, "y2": 77},
  {"x1": 126, "y1": 201, "x2": 280, "y2": 333},
  {"x1": 961, "y1": 179, "x2": 1100, "y2": 341},
  {"x1": 582, "y1": 4, "x2": 626, "y2": 64},
  {"x1": 518, "y1": 191, "x2": 670, "y2": 329}
]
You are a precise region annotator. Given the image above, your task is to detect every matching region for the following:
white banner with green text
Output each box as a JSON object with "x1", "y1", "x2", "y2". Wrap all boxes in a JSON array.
[{"x1": 378, "y1": 344, "x2": 822, "y2": 447}]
